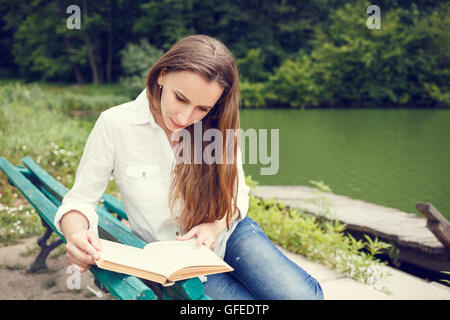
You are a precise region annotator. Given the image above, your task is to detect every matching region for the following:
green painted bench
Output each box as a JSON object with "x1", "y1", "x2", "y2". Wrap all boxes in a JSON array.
[{"x1": 0, "y1": 156, "x2": 209, "y2": 300}]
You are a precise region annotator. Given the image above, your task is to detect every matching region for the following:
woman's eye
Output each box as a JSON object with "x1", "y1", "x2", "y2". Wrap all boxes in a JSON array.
[
  {"x1": 175, "y1": 95, "x2": 186, "y2": 103},
  {"x1": 176, "y1": 94, "x2": 208, "y2": 112}
]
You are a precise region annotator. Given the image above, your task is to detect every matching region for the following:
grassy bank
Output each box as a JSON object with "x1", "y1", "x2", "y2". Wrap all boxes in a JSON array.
[{"x1": 0, "y1": 82, "x2": 125, "y2": 243}]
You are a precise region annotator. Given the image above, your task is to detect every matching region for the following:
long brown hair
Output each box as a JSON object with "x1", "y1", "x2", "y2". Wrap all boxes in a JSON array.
[{"x1": 146, "y1": 34, "x2": 241, "y2": 233}]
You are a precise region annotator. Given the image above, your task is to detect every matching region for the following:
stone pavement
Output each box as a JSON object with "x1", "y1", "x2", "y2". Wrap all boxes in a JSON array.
[{"x1": 277, "y1": 245, "x2": 450, "y2": 300}]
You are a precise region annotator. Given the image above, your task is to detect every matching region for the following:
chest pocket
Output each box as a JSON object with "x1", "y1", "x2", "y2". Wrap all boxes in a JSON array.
[{"x1": 125, "y1": 165, "x2": 162, "y2": 202}]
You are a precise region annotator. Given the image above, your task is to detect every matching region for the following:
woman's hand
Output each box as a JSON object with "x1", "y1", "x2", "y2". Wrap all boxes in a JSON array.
[
  {"x1": 65, "y1": 229, "x2": 102, "y2": 273},
  {"x1": 61, "y1": 210, "x2": 102, "y2": 273},
  {"x1": 177, "y1": 218, "x2": 228, "y2": 250}
]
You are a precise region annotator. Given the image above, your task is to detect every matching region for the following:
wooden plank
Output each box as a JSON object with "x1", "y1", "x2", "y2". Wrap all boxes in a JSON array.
[
  {"x1": 102, "y1": 193, "x2": 128, "y2": 220},
  {"x1": 416, "y1": 202, "x2": 450, "y2": 248},
  {"x1": 21, "y1": 156, "x2": 206, "y2": 300},
  {"x1": 90, "y1": 266, "x2": 157, "y2": 300},
  {"x1": 22, "y1": 157, "x2": 68, "y2": 202}
]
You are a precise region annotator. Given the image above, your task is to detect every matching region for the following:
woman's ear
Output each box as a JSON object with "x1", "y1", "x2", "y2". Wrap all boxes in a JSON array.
[{"x1": 157, "y1": 69, "x2": 167, "y2": 87}]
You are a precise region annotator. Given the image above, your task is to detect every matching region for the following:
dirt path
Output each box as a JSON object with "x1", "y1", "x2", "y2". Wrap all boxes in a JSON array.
[{"x1": 0, "y1": 236, "x2": 113, "y2": 300}]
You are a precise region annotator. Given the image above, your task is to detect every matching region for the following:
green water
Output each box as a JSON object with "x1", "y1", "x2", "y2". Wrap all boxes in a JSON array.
[{"x1": 239, "y1": 108, "x2": 450, "y2": 220}]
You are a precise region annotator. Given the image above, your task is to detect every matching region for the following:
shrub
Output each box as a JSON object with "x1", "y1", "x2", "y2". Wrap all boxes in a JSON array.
[
  {"x1": 119, "y1": 39, "x2": 163, "y2": 97},
  {"x1": 239, "y1": 81, "x2": 268, "y2": 108}
]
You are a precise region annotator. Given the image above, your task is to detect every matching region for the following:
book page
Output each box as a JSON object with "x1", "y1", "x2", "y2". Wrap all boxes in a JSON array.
[
  {"x1": 144, "y1": 239, "x2": 230, "y2": 274},
  {"x1": 97, "y1": 239, "x2": 171, "y2": 278},
  {"x1": 96, "y1": 239, "x2": 232, "y2": 283}
]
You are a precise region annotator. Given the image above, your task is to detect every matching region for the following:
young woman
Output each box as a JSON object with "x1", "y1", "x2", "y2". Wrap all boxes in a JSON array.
[{"x1": 54, "y1": 34, "x2": 324, "y2": 300}]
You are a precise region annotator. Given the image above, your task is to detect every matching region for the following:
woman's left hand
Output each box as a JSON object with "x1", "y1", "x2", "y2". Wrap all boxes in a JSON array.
[{"x1": 176, "y1": 218, "x2": 228, "y2": 250}]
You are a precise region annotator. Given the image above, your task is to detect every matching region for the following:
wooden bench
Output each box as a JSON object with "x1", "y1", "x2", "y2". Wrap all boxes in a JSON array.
[{"x1": 0, "y1": 156, "x2": 209, "y2": 300}]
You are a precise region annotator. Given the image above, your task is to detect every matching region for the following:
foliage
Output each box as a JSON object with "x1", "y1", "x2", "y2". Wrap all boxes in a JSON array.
[
  {"x1": 0, "y1": 82, "x2": 127, "y2": 244},
  {"x1": 133, "y1": 0, "x2": 196, "y2": 51},
  {"x1": 264, "y1": 0, "x2": 449, "y2": 108},
  {"x1": 118, "y1": 39, "x2": 163, "y2": 98},
  {"x1": 239, "y1": 81, "x2": 268, "y2": 108},
  {"x1": 439, "y1": 271, "x2": 450, "y2": 285},
  {"x1": 315, "y1": 1, "x2": 442, "y2": 107},
  {"x1": 0, "y1": 83, "x2": 83, "y2": 244},
  {"x1": 422, "y1": 3, "x2": 450, "y2": 107},
  {"x1": 266, "y1": 53, "x2": 332, "y2": 108},
  {"x1": 0, "y1": 83, "x2": 90, "y2": 164},
  {"x1": 236, "y1": 48, "x2": 271, "y2": 83},
  {"x1": 1, "y1": 0, "x2": 447, "y2": 107},
  {"x1": 309, "y1": 180, "x2": 333, "y2": 193},
  {"x1": 2, "y1": 0, "x2": 133, "y2": 83},
  {"x1": 0, "y1": 201, "x2": 44, "y2": 244}
]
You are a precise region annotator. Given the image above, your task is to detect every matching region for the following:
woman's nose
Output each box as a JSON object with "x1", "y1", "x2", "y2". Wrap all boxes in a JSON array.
[{"x1": 176, "y1": 111, "x2": 191, "y2": 126}]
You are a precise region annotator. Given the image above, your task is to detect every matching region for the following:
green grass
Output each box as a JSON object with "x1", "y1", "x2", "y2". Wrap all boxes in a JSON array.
[{"x1": 0, "y1": 81, "x2": 125, "y2": 244}]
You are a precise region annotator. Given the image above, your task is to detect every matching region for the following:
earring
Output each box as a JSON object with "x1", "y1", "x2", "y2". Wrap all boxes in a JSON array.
[{"x1": 159, "y1": 85, "x2": 162, "y2": 89}]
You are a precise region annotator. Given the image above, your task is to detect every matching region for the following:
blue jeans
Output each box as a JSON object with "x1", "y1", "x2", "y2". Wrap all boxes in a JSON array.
[{"x1": 203, "y1": 216, "x2": 324, "y2": 300}]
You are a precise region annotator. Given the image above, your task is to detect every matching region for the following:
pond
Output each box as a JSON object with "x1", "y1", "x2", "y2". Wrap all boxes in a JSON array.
[{"x1": 239, "y1": 108, "x2": 450, "y2": 220}]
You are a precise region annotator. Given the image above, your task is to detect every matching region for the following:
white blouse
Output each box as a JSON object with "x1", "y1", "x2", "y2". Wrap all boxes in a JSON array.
[{"x1": 54, "y1": 89, "x2": 250, "y2": 259}]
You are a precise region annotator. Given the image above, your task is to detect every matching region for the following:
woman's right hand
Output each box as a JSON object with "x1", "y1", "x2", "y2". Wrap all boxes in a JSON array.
[
  {"x1": 61, "y1": 210, "x2": 102, "y2": 273},
  {"x1": 65, "y1": 229, "x2": 102, "y2": 273}
]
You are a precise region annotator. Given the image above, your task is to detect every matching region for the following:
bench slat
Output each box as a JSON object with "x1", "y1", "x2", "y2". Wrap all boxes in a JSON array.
[
  {"x1": 90, "y1": 266, "x2": 158, "y2": 300},
  {"x1": 102, "y1": 193, "x2": 128, "y2": 220}
]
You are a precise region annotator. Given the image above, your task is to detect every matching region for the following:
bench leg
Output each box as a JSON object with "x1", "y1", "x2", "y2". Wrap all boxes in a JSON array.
[
  {"x1": 26, "y1": 217, "x2": 64, "y2": 273},
  {"x1": 94, "y1": 278, "x2": 110, "y2": 294},
  {"x1": 140, "y1": 279, "x2": 164, "y2": 300}
]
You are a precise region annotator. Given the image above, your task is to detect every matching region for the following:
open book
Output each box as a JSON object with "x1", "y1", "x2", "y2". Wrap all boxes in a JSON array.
[{"x1": 95, "y1": 239, "x2": 233, "y2": 286}]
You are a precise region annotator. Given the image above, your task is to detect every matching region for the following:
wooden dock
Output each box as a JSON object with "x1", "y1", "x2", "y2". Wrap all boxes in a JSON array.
[{"x1": 251, "y1": 185, "x2": 450, "y2": 273}]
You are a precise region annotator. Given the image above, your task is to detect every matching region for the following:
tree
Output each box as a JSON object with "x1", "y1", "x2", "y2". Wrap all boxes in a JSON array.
[
  {"x1": 2, "y1": 0, "x2": 144, "y2": 83},
  {"x1": 267, "y1": 0, "x2": 448, "y2": 108}
]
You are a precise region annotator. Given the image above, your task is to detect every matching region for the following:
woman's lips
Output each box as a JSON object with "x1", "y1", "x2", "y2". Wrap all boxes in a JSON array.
[{"x1": 170, "y1": 117, "x2": 184, "y2": 128}]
